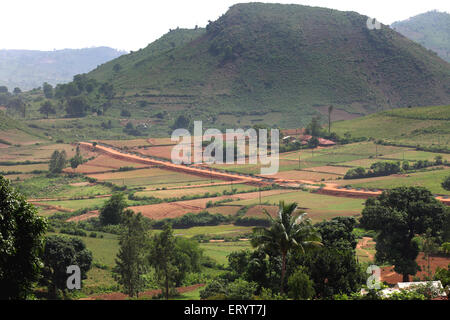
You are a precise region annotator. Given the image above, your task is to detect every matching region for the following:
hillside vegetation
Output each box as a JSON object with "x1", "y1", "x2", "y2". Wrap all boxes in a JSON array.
[
  {"x1": 82, "y1": 3, "x2": 450, "y2": 129},
  {"x1": 392, "y1": 11, "x2": 450, "y2": 62},
  {"x1": 332, "y1": 105, "x2": 450, "y2": 149}
]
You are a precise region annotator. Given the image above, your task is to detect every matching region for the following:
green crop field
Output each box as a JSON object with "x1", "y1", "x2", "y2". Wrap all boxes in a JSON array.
[
  {"x1": 42, "y1": 197, "x2": 110, "y2": 211},
  {"x1": 88, "y1": 168, "x2": 217, "y2": 188},
  {"x1": 199, "y1": 242, "x2": 253, "y2": 266},
  {"x1": 173, "y1": 225, "x2": 254, "y2": 239},
  {"x1": 229, "y1": 190, "x2": 365, "y2": 223},
  {"x1": 13, "y1": 175, "x2": 112, "y2": 199},
  {"x1": 346, "y1": 168, "x2": 450, "y2": 195},
  {"x1": 135, "y1": 183, "x2": 255, "y2": 198},
  {"x1": 332, "y1": 105, "x2": 450, "y2": 148}
]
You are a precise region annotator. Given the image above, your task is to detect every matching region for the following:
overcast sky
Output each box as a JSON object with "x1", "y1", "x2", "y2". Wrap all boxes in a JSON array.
[{"x1": 1, "y1": 0, "x2": 449, "y2": 52}]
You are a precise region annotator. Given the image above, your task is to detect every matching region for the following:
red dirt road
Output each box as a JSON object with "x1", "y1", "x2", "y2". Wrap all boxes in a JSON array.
[
  {"x1": 78, "y1": 142, "x2": 450, "y2": 206},
  {"x1": 79, "y1": 142, "x2": 266, "y2": 185}
]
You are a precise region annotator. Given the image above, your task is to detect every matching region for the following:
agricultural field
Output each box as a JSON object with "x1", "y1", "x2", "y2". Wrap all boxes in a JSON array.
[
  {"x1": 0, "y1": 143, "x2": 84, "y2": 162},
  {"x1": 1, "y1": 118, "x2": 449, "y2": 300},
  {"x1": 340, "y1": 168, "x2": 450, "y2": 195},
  {"x1": 332, "y1": 105, "x2": 450, "y2": 148},
  {"x1": 228, "y1": 190, "x2": 365, "y2": 223},
  {"x1": 65, "y1": 154, "x2": 151, "y2": 174},
  {"x1": 199, "y1": 242, "x2": 253, "y2": 265},
  {"x1": 14, "y1": 174, "x2": 112, "y2": 199},
  {"x1": 134, "y1": 183, "x2": 256, "y2": 199},
  {"x1": 87, "y1": 167, "x2": 218, "y2": 188}
]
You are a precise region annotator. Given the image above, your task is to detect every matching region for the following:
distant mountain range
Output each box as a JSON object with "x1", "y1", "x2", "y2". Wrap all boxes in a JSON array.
[
  {"x1": 0, "y1": 47, "x2": 126, "y2": 91},
  {"x1": 392, "y1": 10, "x2": 450, "y2": 62}
]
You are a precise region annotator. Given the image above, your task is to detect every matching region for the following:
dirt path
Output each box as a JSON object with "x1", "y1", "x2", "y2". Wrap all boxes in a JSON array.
[
  {"x1": 356, "y1": 237, "x2": 375, "y2": 261},
  {"x1": 79, "y1": 142, "x2": 450, "y2": 206},
  {"x1": 80, "y1": 284, "x2": 204, "y2": 300},
  {"x1": 79, "y1": 142, "x2": 267, "y2": 185}
]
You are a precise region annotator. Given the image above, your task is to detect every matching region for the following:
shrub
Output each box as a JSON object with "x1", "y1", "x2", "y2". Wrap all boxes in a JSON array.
[{"x1": 288, "y1": 267, "x2": 315, "y2": 300}]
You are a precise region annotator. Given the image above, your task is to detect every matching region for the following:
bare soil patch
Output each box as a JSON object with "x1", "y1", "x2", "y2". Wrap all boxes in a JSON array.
[{"x1": 381, "y1": 253, "x2": 450, "y2": 284}]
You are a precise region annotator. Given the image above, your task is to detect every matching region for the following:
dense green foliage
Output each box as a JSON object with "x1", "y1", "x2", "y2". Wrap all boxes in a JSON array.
[
  {"x1": 287, "y1": 267, "x2": 315, "y2": 300},
  {"x1": 0, "y1": 176, "x2": 47, "y2": 299},
  {"x1": 148, "y1": 224, "x2": 202, "y2": 299},
  {"x1": 49, "y1": 150, "x2": 67, "y2": 174},
  {"x1": 41, "y1": 235, "x2": 92, "y2": 298},
  {"x1": 251, "y1": 201, "x2": 322, "y2": 294},
  {"x1": 99, "y1": 193, "x2": 127, "y2": 226},
  {"x1": 360, "y1": 187, "x2": 449, "y2": 281},
  {"x1": 442, "y1": 176, "x2": 450, "y2": 191},
  {"x1": 113, "y1": 211, "x2": 150, "y2": 298}
]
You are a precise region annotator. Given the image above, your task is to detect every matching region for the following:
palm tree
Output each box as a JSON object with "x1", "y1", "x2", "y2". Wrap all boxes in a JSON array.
[{"x1": 251, "y1": 201, "x2": 322, "y2": 295}]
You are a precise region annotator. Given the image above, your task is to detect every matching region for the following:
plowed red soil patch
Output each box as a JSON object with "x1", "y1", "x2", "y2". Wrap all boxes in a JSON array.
[
  {"x1": 245, "y1": 205, "x2": 279, "y2": 218},
  {"x1": 80, "y1": 284, "x2": 204, "y2": 300},
  {"x1": 129, "y1": 190, "x2": 293, "y2": 220},
  {"x1": 138, "y1": 145, "x2": 188, "y2": 160},
  {"x1": 207, "y1": 206, "x2": 241, "y2": 215},
  {"x1": 66, "y1": 210, "x2": 99, "y2": 222},
  {"x1": 65, "y1": 154, "x2": 150, "y2": 174},
  {"x1": 381, "y1": 253, "x2": 450, "y2": 284}
]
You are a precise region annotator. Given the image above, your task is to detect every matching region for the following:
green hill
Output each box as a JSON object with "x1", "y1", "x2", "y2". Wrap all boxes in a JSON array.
[
  {"x1": 83, "y1": 3, "x2": 450, "y2": 129},
  {"x1": 392, "y1": 11, "x2": 450, "y2": 63},
  {"x1": 0, "y1": 111, "x2": 47, "y2": 145},
  {"x1": 0, "y1": 47, "x2": 125, "y2": 91},
  {"x1": 332, "y1": 105, "x2": 450, "y2": 149}
]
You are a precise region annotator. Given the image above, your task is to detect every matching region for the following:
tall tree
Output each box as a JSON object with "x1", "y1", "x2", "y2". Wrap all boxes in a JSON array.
[
  {"x1": 66, "y1": 95, "x2": 89, "y2": 117},
  {"x1": 99, "y1": 193, "x2": 127, "y2": 226},
  {"x1": 442, "y1": 176, "x2": 450, "y2": 191},
  {"x1": 49, "y1": 150, "x2": 67, "y2": 174},
  {"x1": 251, "y1": 201, "x2": 322, "y2": 295},
  {"x1": 315, "y1": 217, "x2": 358, "y2": 251},
  {"x1": 360, "y1": 187, "x2": 449, "y2": 282},
  {"x1": 69, "y1": 145, "x2": 83, "y2": 169},
  {"x1": 290, "y1": 216, "x2": 364, "y2": 298},
  {"x1": 42, "y1": 82, "x2": 53, "y2": 99},
  {"x1": 113, "y1": 210, "x2": 150, "y2": 298},
  {"x1": 0, "y1": 176, "x2": 47, "y2": 299},
  {"x1": 148, "y1": 223, "x2": 177, "y2": 299},
  {"x1": 39, "y1": 100, "x2": 56, "y2": 119},
  {"x1": 7, "y1": 97, "x2": 26, "y2": 117},
  {"x1": 41, "y1": 235, "x2": 92, "y2": 298}
]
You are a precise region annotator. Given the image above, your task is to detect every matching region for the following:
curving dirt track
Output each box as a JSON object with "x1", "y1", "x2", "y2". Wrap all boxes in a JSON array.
[
  {"x1": 79, "y1": 142, "x2": 450, "y2": 206},
  {"x1": 79, "y1": 142, "x2": 266, "y2": 185},
  {"x1": 80, "y1": 284, "x2": 205, "y2": 300}
]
